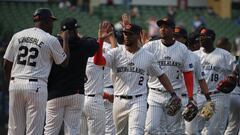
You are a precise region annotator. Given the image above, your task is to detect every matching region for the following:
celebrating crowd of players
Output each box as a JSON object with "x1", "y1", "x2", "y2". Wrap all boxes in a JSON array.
[{"x1": 3, "y1": 7, "x2": 240, "y2": 135}]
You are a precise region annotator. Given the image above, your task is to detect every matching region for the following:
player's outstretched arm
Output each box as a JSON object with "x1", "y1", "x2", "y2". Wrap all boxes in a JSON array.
[
  {"x1": 59, "y1": 30, "x2": 70, "y2": 67},
  {"x1": 3, "y1": 59, "x2": 13, "y2": 81},
  {"x1": 94, "y1": 39, "x2": 106, "y2": 66},
  {"x1": 183, "y1": 71, "x2": 194, "y2": 100},
  {"x1": 109, "y1": 33, "x2": 118, "y2": 48},
  {"x1": 94, "y1": 21, "x2": 112, "y2": 66}
]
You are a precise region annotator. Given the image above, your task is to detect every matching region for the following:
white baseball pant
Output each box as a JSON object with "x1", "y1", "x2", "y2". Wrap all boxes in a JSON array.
[
  {"x1": 113, "y1": 94, "x2": 147, "y2": 135},
  {"x1": 182, "y1": 94, "x2": 198, "y2": 135},
  {"x1": 8, "y1": 81, "x2": 47, "y2": 135},
  {"x1": 44, "y1": 94, "x2": 84, "y2": 135},
  {"x1": 103, "y1": 87, "x2": 115, "y2": 135},
  {"x1": 80, "y1": 95, "x2": 105, "y2": 135},
  {"x1": 197, "y1": 93, "x2": 230, "y2": 135},
  {"x1": 145, "y1": 89, "x2": 184, "y2": 135},
  {"x1": 224, "y1": 94, "x2": 240, "y2": 135},
  {"x1": 104, "y1": 99, "x2": 116, "y2": 135}
]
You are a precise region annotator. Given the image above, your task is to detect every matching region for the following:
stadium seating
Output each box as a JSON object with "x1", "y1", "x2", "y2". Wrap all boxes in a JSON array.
[
  {"x1": 0, "y1": 1, "x2": 100, "y2": 40},
  {"x1": 0, "y1": 2, "x2": 240, "y2": 42}
]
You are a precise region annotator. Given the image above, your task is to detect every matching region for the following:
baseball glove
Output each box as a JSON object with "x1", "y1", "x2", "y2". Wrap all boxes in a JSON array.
[
  {"x1": 165, "y1": 95, "x2": 182, "y2": 116},
  {"x1": 199, "y1": 101, "x2": 215, "y2": 120},
  {"x1": 182, "y1": 100, "x2": 198, "y2": 122},
  {"x1": 217, "y1": 75, "x2": 237, "y2": 94}
]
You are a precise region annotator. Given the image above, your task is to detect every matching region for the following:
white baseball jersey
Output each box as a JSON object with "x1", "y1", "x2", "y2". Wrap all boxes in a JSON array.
[
  {"x1": 194, "y1": 47, "x2": 235, "y2": 92},
  {"x1": 4, "y1": 27, "x2": 66, "y2": 85},
  {"x1": 143, "y1": 40, "x2": 194, "y2": 91},
  {"x1": 103, "y1": 42, "x2": 113, "y2": 89},
  {"x1": 5, "y1": 27, "x2": 66, "y2": 135},
  {"x1": 81, "y1": 57, "x2": 105, "y2": 135},
  {"x1": 104, "y1": 46, "x2": 164, "y2": 95},
  {"x1": 84, "y1": 57, "x2": 104, "y2": 95}
]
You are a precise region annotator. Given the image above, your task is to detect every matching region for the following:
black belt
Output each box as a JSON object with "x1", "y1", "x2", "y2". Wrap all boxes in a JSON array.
[
  {"x1": 105, "y1": 85, "x2": 114, "y2": 89},
  {"x1": 115, "y1": 94, "x2": 142, "y2": 99},
  {"x1": 208, "y1": 91, "x2": 220, "y2": 95},
  {"x1": 86, "y1": 94, "x2": 96, "y2": 97},
  {"x1": 150, "y1": 88, "x2": 166, "y2": 92},
  {"x1": 11, "y1": 77, "x2": 38, "y2": 82},
  {"x1": 201, "y1": 91, "x2": 220, "y2": 95},
  {"x1": 181, "y1": 93, "x2": 187, "y2": 97}
]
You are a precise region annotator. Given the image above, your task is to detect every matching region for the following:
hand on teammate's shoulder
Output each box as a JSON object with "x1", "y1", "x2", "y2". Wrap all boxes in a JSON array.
[{"x1": 61, "y1": 30, "x2": 70, "y2": 41}]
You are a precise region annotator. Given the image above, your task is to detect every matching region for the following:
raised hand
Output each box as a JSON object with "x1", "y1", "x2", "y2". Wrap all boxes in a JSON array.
[{"x1": 98, "y1": 20, "x2": 113, "y2": 41}]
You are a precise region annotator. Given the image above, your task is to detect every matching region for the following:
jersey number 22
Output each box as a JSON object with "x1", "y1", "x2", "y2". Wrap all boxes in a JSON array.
[{"x1": 17, "y1": 46, "x2": 39, "y2": 67}]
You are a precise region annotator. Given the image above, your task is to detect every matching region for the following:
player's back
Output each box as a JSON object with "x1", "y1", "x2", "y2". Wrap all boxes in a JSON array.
[{"x1": 6, "y1": 27, "x2": 64, "y2": 83}]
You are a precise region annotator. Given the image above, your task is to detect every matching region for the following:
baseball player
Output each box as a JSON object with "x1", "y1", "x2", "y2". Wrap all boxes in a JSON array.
[
  {"x1": 3, "y1": 8, "x2": 69, "y2": 135},
  {"x1": 216, "y1": 37, "x2": 232, "y2": 53},
  {"x1": 94, "y1": 23, "x2": 177, "y2": 135},
  {"x1": 174, "y1": 26, "x2": 213, "y2": 134},
  {"x1": 102, "y1": 40, "x2": 117, "y2": 135},
  {"x1": 80, "y1": 57, "x2": 106, "y2": 135},
  {"x1": 144, "y1": 18, "x2": 194, "y2": 135},
  {"x1": 80, "y1": 30, "x2": 117, "y2": 135},
  {"x1": 44, "y1": 17, "x2": 100, "y2": 135},
  {"x1": 224, "y1": 56, "x2": 240, "y2": 135},
  {"x1": 194, "y1": 28, "x2": 235, "y2": 135},
  {"x1": 188, "y1": 31, "x2": 200, "y2": 51}
]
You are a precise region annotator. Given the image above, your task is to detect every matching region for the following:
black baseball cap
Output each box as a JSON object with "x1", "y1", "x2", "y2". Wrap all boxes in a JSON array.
[
  {"x1": 60, "y1": 17, "x2": 80, "y2": 31},
  {"x1": 200, "y1": 28, "x2": 216, "y2": 40},
  {"x1": 33, "y1": 8, "x2": 57, "y2": 22},
  {"x1": 157, "y1": 18, "x2": 175, "y2": 28},
  {"x1": 174, "y1": 26, "x2": 187, "y2": 38},
  {"x1": 123, "y1": 24, "x2": 142, "y2": 35},
  {"x1": 188, "y1": 32, "x2": 199, "y2": 44}
]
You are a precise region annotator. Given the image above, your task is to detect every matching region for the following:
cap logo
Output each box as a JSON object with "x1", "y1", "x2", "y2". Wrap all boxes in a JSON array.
[
  {"x1": 63, "y1": 25, "x2": 66, "y2": 29},
  {"x1": 75, "y1": 23, "x2": 78, "y2": 27}
]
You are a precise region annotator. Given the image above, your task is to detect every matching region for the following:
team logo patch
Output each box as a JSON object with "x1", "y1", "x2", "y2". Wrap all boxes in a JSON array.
[
  {"x1": 189, "y1": 63, "x2": 193, "y2": 68},
  {"x1": 128, "y1": 62, "x2": 135, "y2": 66}
]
